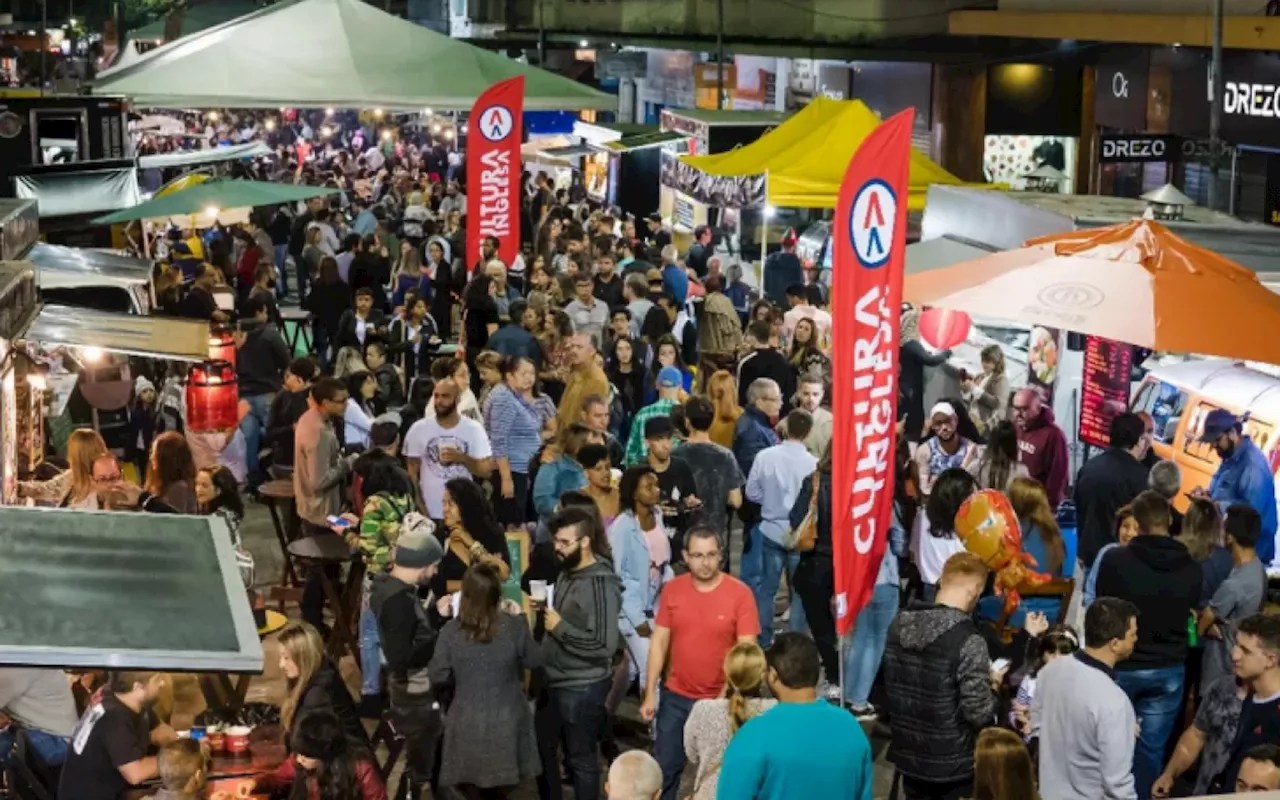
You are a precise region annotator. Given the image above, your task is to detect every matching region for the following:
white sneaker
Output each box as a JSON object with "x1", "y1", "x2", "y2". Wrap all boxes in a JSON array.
[{"x1": 846, "y1": 702, "x2": 878, "y2": 722}]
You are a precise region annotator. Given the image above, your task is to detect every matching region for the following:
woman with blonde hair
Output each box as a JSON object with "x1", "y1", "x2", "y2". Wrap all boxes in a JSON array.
[
  {"x1": 705, "y1": 370, "x2": 742, "y2": 449},
  {"x1": 972, "y1": 727, "x2": 1038, "y2": 800},
  {"x1": 276, "y1": 621, "x2": 368, "y2": 753},
  {"x1": 1180, "y1": 496, "x2": 1234, "y2": 601},
  {"x1": 682, "y1": 641, "x2": 777, "y2": 800},
  {"x1": 18, "y1": 428, "x2": 108, "y2": 508}
]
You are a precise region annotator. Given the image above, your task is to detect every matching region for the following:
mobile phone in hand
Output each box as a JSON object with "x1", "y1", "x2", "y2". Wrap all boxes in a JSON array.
[{"x1": 326, "y1": 515, "x2": 352, "y2": 529}]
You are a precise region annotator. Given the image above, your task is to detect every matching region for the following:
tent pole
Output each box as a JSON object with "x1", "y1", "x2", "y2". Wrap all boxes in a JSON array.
[
  {"x1": 40, "y1": 0, "x2": 47, "y2": 96},
  {"x1": 716, "y1": 0, "x2": 725, "y2": 110},
  {"x1": 758, "y1": 171, "x2": 769, "y2": 290},
  {"x1": 537, "y1": 0, "x2": 546, "y2": 68}
]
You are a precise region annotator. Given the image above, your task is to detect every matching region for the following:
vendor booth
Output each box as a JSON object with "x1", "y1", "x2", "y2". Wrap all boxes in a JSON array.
[
  {"x1": 904, "y1": 214, "x2": 1280, "y2": 497},
  {"x1": 574, "y1": 121, "x2": 688, "y2": 222},
  {"x1": 28, "y1": 241, "x2": 157, "y2": 314}
]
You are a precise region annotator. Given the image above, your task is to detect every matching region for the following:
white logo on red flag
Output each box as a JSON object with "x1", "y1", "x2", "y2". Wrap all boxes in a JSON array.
[{"x1": 476, "y1": 105, "x2": 515, "y2": 142}]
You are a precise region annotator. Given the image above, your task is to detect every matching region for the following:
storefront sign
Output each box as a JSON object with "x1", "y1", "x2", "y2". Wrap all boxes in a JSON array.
[
  {"x1": 832, "y1": 108, "x2": 913, "y2": 635},
  {"x1": 1094, "y1": 51, "x2": 1150, "y2": 131},
  {"x1": 816, "y1": 64, "x2": 852, "y2": 100},
  {"x1": 466, "y1": 76, "x2": 524, "y2": 272},
  {"x1": 1098, "y1": 134, "x2": 1175, "y2": 163},
  {"x1": 1079, "y1": 335, "x2": 1135, "y2": 448},
  {"x1": 596, "y1": 51, "x2": 647, "y2": 81}
]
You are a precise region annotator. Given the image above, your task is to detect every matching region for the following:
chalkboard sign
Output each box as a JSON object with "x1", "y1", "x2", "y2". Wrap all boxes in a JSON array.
[{"x1": 504, "y1": 529, "x2": 530, "y2": 609}]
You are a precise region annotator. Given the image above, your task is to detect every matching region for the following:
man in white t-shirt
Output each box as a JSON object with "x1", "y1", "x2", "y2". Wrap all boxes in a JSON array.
[{"x1": 403, "y1": 379, "x2": 494, "y2": 519}]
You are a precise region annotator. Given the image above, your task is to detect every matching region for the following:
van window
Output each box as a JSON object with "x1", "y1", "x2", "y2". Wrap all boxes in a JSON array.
[
  {"x1": 1130, "y1": 380, "x2": 1188, "y2": 445},
  {"x1": 1178, "y1": 402, "x2": 1275, "y2": 467},
  {"x1": 42, "y1": 286, "x2": 134, "y2": 314}
]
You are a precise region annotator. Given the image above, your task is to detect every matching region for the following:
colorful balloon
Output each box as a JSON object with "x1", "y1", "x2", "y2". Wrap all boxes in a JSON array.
[
  {"x1": 953, "y1": 489, "x2": 1051, "y2": 617},
  {"x1": 918, "y1": 307, "x2": 972, "y2": 351}
]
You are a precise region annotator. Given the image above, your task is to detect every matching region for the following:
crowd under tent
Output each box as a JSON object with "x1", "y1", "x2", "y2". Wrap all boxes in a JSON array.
[
  {"x1": 93, "y1": 0, "x2": 614, "y2": 110},
  {"x1": 0, "y1": 507, "x2": 262, "y2": 672}
]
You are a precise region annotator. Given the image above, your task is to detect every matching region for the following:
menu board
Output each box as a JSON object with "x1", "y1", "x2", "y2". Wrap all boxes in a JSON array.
[{"x1": 1079, "y1": 335, "x2": 1135, "y2": 448}]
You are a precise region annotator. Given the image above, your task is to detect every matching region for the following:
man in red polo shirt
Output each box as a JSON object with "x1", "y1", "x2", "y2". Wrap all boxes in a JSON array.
[{"x1": 641, "y1": 525, "x2": 760, "y2": 800}]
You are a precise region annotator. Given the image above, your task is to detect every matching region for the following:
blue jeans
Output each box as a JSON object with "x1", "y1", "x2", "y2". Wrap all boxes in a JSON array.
[
  {"x1": 1116, "y1": 665, "x2": 1185, "y2": 800},
  {"x1": 360, "y1": 584, "x2": 381, "y2": 696},
  {"x1": 238, "y1": 393, "x2": 274, "y2": 484},
  {"x1": 0, "y1": 727, "x2": 68, "y2": 766},
  {"x1": 549, "y1": 677, "x2": 611, "y2": 800},
  {"x1": 751, "y1": 532, "x2": 806, "y2": 647},
  {"x1": 652, "y1": 686, "x2": 697, "y2": 800},
  {"x1": 844, "y1": 583, "x2": 900, "y2": 706},
  {"x1": 273, "y1": 244, "x2": 289, "y2": 297}
]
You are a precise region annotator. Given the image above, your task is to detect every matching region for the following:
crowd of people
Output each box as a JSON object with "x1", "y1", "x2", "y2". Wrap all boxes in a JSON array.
[{"x1": 1, "y1": 108, "x2": 1279, "y2": 800}]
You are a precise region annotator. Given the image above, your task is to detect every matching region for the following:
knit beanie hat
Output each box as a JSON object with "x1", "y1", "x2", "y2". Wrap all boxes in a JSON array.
[{"x1": 394, "y1": 513, "x2": 444, "y2": 568}]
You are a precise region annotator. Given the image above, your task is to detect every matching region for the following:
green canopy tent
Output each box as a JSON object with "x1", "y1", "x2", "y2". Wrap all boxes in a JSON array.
[
  {"x1": 93, "y1": 0, "x2": 614, "y2": 111},
  {"x1": 92, "y1": 178, "x2": 336, "y2": 226}
]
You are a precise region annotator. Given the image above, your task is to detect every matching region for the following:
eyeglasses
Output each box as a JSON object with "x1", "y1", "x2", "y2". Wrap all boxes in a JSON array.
[
  {"x1": 93, "y1": 472, "x2": 122, "y2": 483},
  {"x1": 686, "y1": 551, "x2": 721, "y2": 562}
]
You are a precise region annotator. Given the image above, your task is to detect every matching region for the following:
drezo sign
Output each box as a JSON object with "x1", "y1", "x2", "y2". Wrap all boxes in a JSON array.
[{"x1": 1098, "y1": 134, "x2": 1175, "y2": 164}]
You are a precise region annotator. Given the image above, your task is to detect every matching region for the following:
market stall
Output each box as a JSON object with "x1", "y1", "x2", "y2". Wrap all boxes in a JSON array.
[
  {"x1": 905, "y1": 217, "x2": 1280, "y2": 484},
  {"x1": 574, "y1": 122, "x2": 688, "y2": 222}
]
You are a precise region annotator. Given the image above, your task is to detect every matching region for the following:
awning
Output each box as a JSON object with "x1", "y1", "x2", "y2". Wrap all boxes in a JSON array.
[
  {"x1": 540, "y1": 144, "x2": 595, "y2": 159},
  {"x1": 678, "y1": 97, "x2": 983, "y2": 211},
  {"x1": 95, "y1": 0, "x2": 614, "y2": 110},
  {"x1": 599, "y1": 131, "x2": 687, "y2": 153},
  {"x1": 28, "y1": 242, "x2": 155, "y2": 280},
  {"x1": 138, "y1": 141, "x2": 273, "y2": 171},
  {"x1": 26, "y1": 305, "x2": 211, "y2": 361},
  {"x1": 13, "y1": 168, "x2": 142, "y2": 219},
  {"x1": 0, "y1": 507, "x2": 262, "y2": 672}
]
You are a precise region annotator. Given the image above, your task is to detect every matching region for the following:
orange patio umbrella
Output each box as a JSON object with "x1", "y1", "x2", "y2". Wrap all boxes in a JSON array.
[{"x1": 903, "y1": 218, "x2": 1280, "y2": 364}]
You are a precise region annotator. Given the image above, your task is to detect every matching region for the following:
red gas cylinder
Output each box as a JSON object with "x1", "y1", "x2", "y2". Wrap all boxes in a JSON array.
[
  {"x1": 209, "y1": 324, "x2": 236, "y2": 368},
  {"x1": 186, "y1": 361, "x2": 239, "y2": 432}
]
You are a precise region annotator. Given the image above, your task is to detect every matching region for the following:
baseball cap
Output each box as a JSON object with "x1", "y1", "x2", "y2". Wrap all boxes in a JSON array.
[
  {"x1": 1199, "y1": 408, "x2": 1243, "y2": 441},
  {"x1": 657, "y1": 366, "x2": 683, "y2": 389},
  {"x1": 393, "y1": 513, "x2": 444, "y2": 568}
]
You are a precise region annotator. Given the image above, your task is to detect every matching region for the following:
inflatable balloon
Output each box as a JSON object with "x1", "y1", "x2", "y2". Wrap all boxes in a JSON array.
[
  {"x1": 953, "y1": 489, "x2": 1051, "y2": 617},
  {"x1": 918, "y1": 307, "x2": 972, "y2": 351}
]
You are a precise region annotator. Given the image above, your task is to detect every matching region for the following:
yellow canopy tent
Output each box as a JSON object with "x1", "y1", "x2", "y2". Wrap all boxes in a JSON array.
[{"x1": 679, "y1": 97, "x2": 978, "y2": 211}]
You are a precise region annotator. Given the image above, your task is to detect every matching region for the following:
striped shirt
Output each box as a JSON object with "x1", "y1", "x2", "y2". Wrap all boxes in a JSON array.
[
  {"x1": 486, "y1": 384, "x2": 543, "y2": 475},
  {"x1": 625, "y1": 398, "x2": 677, "y2": 466}
]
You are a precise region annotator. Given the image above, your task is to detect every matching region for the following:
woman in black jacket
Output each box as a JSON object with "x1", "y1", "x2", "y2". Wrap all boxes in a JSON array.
[
  {"x1": 348, "y1": 234, "x2": 391, "y2": 312},
  {"x1": 277, "y1": 621, "x2": 369, "y2": 753},
  {"x1": 303, "y1": 256, "x2": 351, "y2": 371}
]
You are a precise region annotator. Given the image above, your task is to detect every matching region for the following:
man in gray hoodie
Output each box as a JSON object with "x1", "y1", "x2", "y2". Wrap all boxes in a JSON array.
[
  {"x1": 369, "y1": 514, "x2": 446, "y2": 800},
  {"x1": 883, "y1": 551, "x2": 1000, "y2": 800},
  {"x1": 538, "y1": 506, "x2": 622, "y2": 800}
]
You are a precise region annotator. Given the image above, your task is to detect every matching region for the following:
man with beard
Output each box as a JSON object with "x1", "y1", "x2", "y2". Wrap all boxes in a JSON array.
[
  {"x1": 1011, "y1": 387, "x2": 1070, "y2": 508},
  {"x1": 403, "y1": 379, "x2": 493, "y2": 522},
  {"x1": 369, "y1": 514, "x2": 446, "y2": 800},
  {"x1": 1155, "y1": 613, "x2": 1280, "y2": 797},
  {"x1": 1193, "y1": 409, "x2": 1278, "y2": 564},
  {"x1": 641, "y1": 526, "x2": 759, "y2": 800},
  {"x1": 59, "y1": 672, "x2": 173, "y2": 799},
  {"x1": 914, "y1": 402, "x2": 978, "y2": 499},
  {"x1": 536, "y1": 506, "x2": 623, "y2": 800}
]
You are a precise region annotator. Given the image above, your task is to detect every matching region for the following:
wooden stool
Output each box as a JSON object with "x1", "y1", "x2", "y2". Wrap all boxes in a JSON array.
[
  {"x1": 259, "y1": 479, "x2": 300, "y2": 585},
  {"x1": 287, "y1": 533, "x2": 365, "y2": 662},
  {"x1": 371, "y1": 712, "x2": 406, "y2": 783}
]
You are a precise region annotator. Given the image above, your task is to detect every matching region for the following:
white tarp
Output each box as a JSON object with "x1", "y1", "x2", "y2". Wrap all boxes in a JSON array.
[
  {"x1": 14, "y1": 169, "x2": 142, "y2": 218},
  {"x1": 138, "y1": 141, "x2": 272, "y2": 170}
]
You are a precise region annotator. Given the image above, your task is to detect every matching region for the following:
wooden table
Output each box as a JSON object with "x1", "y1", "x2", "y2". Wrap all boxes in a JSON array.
[
  {"x1": 288, "y1": 533, "x2": 365, "y2": 662},
  {"x1": 131, "y1": 725, "x2": 286, "y2": 799},
  {"x1": 259, "y1": 479, "x2": 300, "y2": 586}
]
